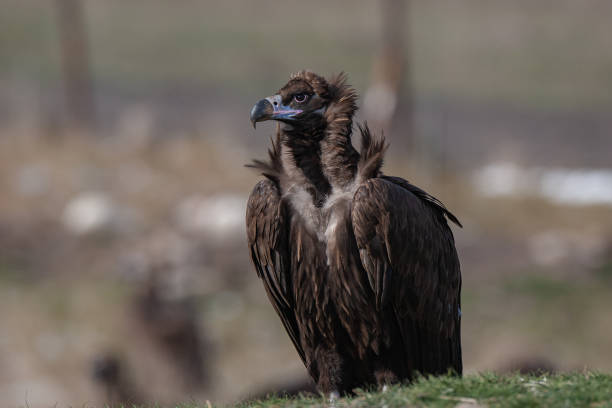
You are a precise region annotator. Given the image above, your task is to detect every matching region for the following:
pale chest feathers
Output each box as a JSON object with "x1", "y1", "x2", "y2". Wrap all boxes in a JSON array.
[{"x1": 283, "y1": 183, "x2": 359, "y2": 263}]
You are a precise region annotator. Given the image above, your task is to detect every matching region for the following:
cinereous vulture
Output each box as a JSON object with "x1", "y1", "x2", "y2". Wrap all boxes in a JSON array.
[{"x1": 246, "y1": 71, "x2": 462, "y2": 398}]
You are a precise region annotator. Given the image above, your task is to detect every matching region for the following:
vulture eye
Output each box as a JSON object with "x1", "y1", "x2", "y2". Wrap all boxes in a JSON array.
[{"x1": 293, "y1": 93, "x2": 308, "y2": 103}]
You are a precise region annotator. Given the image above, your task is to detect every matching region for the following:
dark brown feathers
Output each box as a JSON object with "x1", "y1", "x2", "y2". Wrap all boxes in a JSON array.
[{"x1": 323, "y1": 72, "x2": 358, "y2": 144}]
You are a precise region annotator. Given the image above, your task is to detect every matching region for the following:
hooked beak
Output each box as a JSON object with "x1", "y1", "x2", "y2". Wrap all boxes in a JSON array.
[{"x1": 250, "y1": 95, "x2": 303, "y2": 128}]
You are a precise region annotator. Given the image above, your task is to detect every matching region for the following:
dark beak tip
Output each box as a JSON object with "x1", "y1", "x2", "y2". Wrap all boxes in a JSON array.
[{"x1": 250, "y1": 98, "x2": 274, "y2": 127}]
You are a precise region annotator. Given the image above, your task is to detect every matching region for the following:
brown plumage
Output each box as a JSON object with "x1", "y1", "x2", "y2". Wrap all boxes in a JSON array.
[{"x1": 246, "y1": 71, "x2": 462, "y2": 396}]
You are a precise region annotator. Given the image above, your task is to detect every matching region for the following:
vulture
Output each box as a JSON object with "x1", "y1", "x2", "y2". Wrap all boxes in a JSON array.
[{"x1": 246, "y1": 71, "x2": 462, "y2": 398}]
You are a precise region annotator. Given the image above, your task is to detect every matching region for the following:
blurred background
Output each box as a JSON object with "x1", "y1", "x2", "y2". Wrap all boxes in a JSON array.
[{"x1": 1, "y1": 0, "x2": 612, "y2": 405}]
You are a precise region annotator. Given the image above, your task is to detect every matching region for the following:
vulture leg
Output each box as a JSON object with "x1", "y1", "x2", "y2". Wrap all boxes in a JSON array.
[{"x1": 311, "y1": 347, "x2": 347, "y2": 396}]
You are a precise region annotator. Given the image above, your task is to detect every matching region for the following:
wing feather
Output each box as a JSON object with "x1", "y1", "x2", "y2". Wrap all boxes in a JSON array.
[{"x1": 247, "y1": 179, "x2": 306, "y2": 365}]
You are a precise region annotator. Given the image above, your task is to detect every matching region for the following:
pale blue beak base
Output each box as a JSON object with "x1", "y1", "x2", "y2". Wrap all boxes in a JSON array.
[{"x1": 265, "y1": 94, "x2": 303, "y2": 120}]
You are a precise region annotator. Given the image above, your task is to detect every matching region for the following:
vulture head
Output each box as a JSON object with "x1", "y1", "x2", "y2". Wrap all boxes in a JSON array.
[
  {"x1": 250, "y1": 71, "x2": 357, "y2": 137},
  {"x1": 248, "y1": 71, "x2": 373, "y2": 191}
]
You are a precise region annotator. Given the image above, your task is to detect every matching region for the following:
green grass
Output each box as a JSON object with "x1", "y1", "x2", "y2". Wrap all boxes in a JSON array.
[
  {"x1": 119, "y1": 372, "x2": 612, "y2": 407},
  {"x1": 235, "y1": 373, "x2": 612, "y2": 408}
]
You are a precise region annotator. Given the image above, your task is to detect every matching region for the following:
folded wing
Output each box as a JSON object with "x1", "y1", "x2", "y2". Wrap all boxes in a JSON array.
[{"x1": 351, "y1": 177, "x2": 462, "y2": 375}]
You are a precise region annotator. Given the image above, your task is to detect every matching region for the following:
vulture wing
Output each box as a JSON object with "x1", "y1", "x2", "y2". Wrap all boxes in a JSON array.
[
  {"x1": 351, "y1": 177, "x2": 462, "y2": 375},
  {"x1": 246, "y1": 179, "x2": 306, "y2": 365}
]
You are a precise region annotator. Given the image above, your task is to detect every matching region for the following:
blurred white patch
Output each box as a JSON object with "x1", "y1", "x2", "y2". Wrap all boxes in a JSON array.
[
  {"x1": 175, "y1": 193, "x2": 246, "y2": 238},
  {"x1": 472, "y1": 162, "x2": 534, "y2": 197},
  {"x1": 473, "y1": 162, "x2": 612, "y2": 206},
  {"x1": 62, "y1": 191, "x2": 116, "y2": 235},
  {"x1": 540, "y1": 169, "x2": 612, "y2": 205}
]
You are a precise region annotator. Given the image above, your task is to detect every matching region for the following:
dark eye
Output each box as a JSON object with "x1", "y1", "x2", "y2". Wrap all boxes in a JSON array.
[{"x1": 293, "y1": 93, "x2": 308, "y2": 103}]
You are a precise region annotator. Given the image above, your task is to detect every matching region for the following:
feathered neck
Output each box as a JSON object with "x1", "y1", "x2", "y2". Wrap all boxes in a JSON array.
[
  {"x1": 280, "y1": 121, "x2": 331, "y2": 206},
  {"x1": 319, "y1": 73, "x2": 360, "y2": 191}
]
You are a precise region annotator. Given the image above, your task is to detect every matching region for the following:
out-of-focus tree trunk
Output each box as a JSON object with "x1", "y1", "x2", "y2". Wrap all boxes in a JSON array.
[
  {"x1": 55, "y1": 0, "x2": 95, "y2": 130},
  {"x1": 364, "y1": 0, "x2": 412, "y2": 154}
]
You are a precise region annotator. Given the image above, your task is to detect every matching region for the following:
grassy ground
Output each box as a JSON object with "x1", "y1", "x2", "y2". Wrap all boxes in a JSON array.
[{"x1": 235, "y1": 372, "x2": 612, "y2": 408}]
